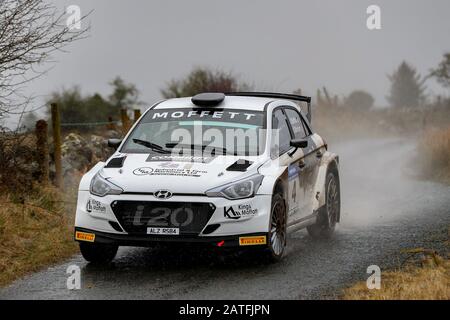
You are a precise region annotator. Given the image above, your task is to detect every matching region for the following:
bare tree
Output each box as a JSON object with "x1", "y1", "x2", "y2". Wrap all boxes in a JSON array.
[
  {"x1": 0, "y1": 0, "x2": 89, "y2": 122},
  {"x1": 429, "y1": 53, "x2": 450, "y2": 90}
]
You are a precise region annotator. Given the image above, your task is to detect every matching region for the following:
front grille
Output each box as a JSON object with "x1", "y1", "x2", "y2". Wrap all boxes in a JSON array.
[{"x1": 110, "y1": 201, "x2": 216, "y2": 235}]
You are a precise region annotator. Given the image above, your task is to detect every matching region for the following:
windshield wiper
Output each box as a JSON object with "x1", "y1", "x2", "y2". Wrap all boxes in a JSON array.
[
  {"x1": 165, "y1": 143, "x2": 230, "y2": 155},
  {"x1": 132, "y1": 139, "x2": 171, "y2": 154}
]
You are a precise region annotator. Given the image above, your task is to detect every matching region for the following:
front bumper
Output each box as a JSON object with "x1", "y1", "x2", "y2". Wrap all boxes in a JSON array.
[
  {"x1": 75, "y1": 227, "x2": 268, "y2": 248},
  {"x1": 74, "y1": 191, "x2": 272, "y2": 244}
]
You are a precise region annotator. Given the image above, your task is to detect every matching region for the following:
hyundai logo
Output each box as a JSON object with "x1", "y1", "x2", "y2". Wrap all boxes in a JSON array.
[{"x1": 154, "y1": 190, "x2": 173, "y2": 199}]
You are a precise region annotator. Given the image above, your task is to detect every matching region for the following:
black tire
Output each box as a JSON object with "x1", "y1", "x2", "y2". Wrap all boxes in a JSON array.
[
  {"x1": 307, "y1": 168, "x2": 340, "y2": 239},
  {"x1": 263, "y1": 192, "x2": 287, "y2": 262},
  {"x1": 79, "y1": 242, "x2": 118, "y2": 264}
]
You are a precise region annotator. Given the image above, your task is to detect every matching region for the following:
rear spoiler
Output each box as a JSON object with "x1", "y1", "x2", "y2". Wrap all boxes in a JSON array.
[{"x1": 225, "y1": 92, "x2": 312, "y2": 123}]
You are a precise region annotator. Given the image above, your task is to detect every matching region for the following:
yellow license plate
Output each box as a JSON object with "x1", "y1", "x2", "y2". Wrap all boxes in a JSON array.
[
  {"x1": 239, "y1": 236, "x2": 267, "y2": 246},
  {"x1": 75, "y1": 231, "x2": 95, "y2": 242}
]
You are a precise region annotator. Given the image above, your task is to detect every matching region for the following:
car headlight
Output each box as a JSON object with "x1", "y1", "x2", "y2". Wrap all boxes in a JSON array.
[
  {"x1": 206, "y1": 174, "x2": 264, "y2": 200},
  {"x1": 90, "y1": 173, "x2": 123, "y2": 197}
]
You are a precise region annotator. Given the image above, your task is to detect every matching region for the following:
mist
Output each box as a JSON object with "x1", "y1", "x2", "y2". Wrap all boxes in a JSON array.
[{"x1": 4, "y1": 0, "x2": 449, "y2": 128}]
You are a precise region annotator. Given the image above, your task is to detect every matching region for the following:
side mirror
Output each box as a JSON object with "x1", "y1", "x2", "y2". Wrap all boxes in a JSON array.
[
  {"x1": 290, "y1": 138, "x2": 308, "y2": 149},
  {"x1": 107, "y1": 138, "x2": 122, "y2": 150}
]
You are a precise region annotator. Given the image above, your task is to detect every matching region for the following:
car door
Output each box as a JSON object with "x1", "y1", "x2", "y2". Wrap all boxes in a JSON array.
[
  {"x1": 286, "y1": 108, "x2": 326, "y2": 217},
  {"x1": 301, "y1": 114, "x2": 325, "y2": 216},
  {"x1": 284, "y1": 107, "x2": 316, "y2": 220},
  {"x1": 271, "y1": 108, "x2": 305, "y2": 222}
]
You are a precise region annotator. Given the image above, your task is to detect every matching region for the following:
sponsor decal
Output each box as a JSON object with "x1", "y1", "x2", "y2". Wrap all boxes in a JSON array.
[
  {"x1": 288, "y1": 164, "x2": 301, "y2": 181},
  {"x1": 75, "y1": 231, "x2": 95, "y2": 242},
  {"x1": 86, "y1": 199, "x2": 107, "y2": 214},
  {"x1": 133, "y1": 167, "x2": 207, "y2": 177},
  {"x1": 224, "y1": 204, "x2": 258, "y2": 220},
  {"x1": 143, "y1": 108, "x2": 263, "y2": 124},
  {"x1": 158, "y1": 162, "x2": 180, "y2": 168},
  {"x1": 239, "y1": 236, "x2": 267, "y2": 246},
  {"x1": 146, "y1": 155, "x2": 215, "y2": 164},
  {"x1": 133, "y1": 167, "x2": 154, "y2": 175}
]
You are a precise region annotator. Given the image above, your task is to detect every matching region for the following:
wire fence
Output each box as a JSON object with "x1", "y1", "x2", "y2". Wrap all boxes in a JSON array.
[
  {"x1": 30, "y1": 104, "x2": 138, "y2": 190},
  {"x1": 60, "y1": 121, "x2": 121, "y2": 127}
]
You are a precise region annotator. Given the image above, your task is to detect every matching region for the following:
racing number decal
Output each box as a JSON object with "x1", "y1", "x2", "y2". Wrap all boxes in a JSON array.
[
  {"x1": 288, "y1": 164, "x2": 301, "y2": 216},
  {"x1": 133, "y1": 205, "x2": 146, "y2": 226},
  {"x1": 145, "y1": 207, "x2": 194, "y2": 227},
  {"x1": 171, "y1": 207, "x2": 194, "y2": 227},
  {"x1": 146, "y1": 207, "x2": 170, "y2": 226}
]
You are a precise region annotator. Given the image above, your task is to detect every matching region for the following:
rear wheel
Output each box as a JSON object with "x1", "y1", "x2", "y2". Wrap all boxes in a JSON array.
[
  {"x1": 263, "y1": 193, "x2": 287, "y2": 262},
  {"x1": 79, "y1": 242, "x2": 118, "y2": 264},
  {"x1": 307, "y1": 169, "x2": 340, "y2": 239}
]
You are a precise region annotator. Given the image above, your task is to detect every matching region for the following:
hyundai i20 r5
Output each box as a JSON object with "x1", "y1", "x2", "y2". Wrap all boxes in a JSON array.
[{"x1": 74, "y1": 92, "x2": 340, "y2": 263}]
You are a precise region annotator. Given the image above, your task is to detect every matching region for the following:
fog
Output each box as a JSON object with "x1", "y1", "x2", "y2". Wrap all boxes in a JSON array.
[{"x1": 5, "y1": 0, "x2": 450, "y2": 127}]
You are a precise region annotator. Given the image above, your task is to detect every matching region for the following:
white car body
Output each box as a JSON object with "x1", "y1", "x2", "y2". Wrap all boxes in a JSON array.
[{"x1": 74, "y1": 93, "x2": 340, "y2": 253}]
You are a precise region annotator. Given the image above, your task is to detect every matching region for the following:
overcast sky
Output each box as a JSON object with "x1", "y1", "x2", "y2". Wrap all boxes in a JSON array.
[{"x1": 8, "y1": 0, "x2": 450, "y2": 126}]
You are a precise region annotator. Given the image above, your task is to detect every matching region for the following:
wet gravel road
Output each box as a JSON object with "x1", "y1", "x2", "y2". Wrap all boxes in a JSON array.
[{"x1": 1, "y1": 138, "x2": 449, "y2": 299}]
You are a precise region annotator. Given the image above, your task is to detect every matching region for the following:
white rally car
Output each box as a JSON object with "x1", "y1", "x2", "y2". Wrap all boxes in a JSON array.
[{"x1": 74, "y1": 92, "x2": 340, "y2": 263}]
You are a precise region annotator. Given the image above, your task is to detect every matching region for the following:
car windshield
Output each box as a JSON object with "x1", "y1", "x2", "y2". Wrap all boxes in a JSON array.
[{"x1": 121, "y1": 108, "x2": 266, "y2": 156}]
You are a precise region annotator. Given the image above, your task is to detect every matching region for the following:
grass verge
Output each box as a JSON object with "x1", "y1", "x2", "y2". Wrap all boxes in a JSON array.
[
  {"x1": 340, "y1": 226, "x2": 450, "y2": 300},
  {"x1": 342, "y1": 248, "x2": 449, "y2": 300},
  {"x1": 0, "y1": 186, "x2": 78, "y2": 287},
  {"x1": 417, "y1": 127, "x2": 450, "y2": 184}
]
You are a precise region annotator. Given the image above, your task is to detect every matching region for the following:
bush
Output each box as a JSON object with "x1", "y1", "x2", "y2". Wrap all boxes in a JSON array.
[
  {"x1": 0, "y1": 129, "x2": 37, "y2": 195},
  {"x1": 344, "y1": 90, "x2": 374, "y2": 111},
  {"x1": 48, "y1": 87, "x2": 120, "y2": 127},
  {"x1": 47, "y1": 77, "x2": 140, "y2": 128},
  {"x1": 161, "y1": 67, "x2": 251, "y2": 98}
]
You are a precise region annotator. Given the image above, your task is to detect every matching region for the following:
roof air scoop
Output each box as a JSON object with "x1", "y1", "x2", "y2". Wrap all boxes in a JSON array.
[{"x1": 191, "y1": 92, "x2": 225, "y2": 107}]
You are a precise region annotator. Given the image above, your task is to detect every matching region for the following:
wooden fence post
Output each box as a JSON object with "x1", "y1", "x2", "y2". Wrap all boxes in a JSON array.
[
  {"x1": 120, "y1": 109, "x2": 130, "y2": 135},
  {"x1": 133, "y1": 109, "x2": 141, "y2": 123},
  {"x1": 35, "y1": 120, "x2": 49, "y2": 185},
  {"x1": 51, "y1": 103, "x2": 63, "y2": 189},
  {"x1": 107, "y1": 116, "x2": 116, "y2": 131}
]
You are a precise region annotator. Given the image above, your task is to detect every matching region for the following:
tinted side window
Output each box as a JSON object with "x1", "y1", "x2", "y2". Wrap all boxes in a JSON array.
[
  {"x1": 272, "y1": 110, "x2": 292, "y2": 156},
  {"x1": 285, "y1": 109, "x2": 307, "y2": 139}
]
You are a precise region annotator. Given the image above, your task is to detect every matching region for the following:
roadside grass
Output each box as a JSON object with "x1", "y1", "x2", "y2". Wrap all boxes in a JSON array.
[
  {"x1": 333, "y1": 119, "x2": 450, "y2": 300},
  {"x1": 342, "y1": 247, "x2": 450, "y2": 300},
  {"x1": 417, "y1": 127, "x2": 450, "y2": 184},
  {"x1": 0, "y1": 185, "x2": 78, "y2": 287}
]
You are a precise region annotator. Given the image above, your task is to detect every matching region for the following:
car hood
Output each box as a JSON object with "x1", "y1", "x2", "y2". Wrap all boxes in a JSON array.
[{"x1": 99, "y1": 153, "x2": 266, "y2": 194}]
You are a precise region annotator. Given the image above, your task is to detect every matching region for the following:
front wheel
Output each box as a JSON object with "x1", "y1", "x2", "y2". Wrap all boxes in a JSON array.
[
  {"x1": 307, "y1": 169, "x2": 340, "y2": 239},
  {"x1": 263, "y1": 193, "x2": 287, "y2": 262},
  {"x1": 79, "y1": 242, "x2": 118, "y2": 264}
]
